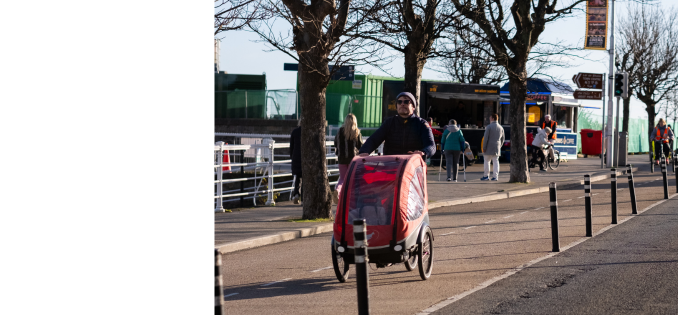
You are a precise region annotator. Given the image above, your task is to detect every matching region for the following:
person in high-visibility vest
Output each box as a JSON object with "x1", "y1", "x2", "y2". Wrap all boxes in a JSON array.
[
  {"x1": 651, "y1": 118, "x2": 674, "y2": 165},
  {"x1": 541, "y1": 115, "x2": 557, "y2": 159}
]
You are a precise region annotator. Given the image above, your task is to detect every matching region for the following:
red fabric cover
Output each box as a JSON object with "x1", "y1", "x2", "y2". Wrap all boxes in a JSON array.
[{"x1": 333, "y1": 154, "x2": 428, "y2": 248}]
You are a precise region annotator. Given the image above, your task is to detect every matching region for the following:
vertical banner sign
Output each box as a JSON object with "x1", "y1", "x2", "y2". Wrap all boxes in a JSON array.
[{"x1": 585, "y1": 0, "x2": 608, "y2": 50}]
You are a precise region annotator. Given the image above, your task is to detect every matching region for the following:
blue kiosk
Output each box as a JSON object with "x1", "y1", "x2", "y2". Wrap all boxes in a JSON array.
[{"x1": 499, "y1": 79, "x2": 583, "y2": 160}]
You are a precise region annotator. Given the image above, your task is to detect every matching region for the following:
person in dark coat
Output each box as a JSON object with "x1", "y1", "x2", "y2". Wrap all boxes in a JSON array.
[
  {"x1": 358, "y1": 92, "x2": 435, "y2": 158},
  {"x1": 289, "y1": 123, "x2": 303, "y2": 204}
]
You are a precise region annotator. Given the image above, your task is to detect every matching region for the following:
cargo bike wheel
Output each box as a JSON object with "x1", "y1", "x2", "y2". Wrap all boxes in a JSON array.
[
  {"x1": 404, "y1": 252, "x2": 418, "y2": 271},
  {"x1": 418, "y1": 227, "x2": 433, "y2": 280},
  {"x1": 331, "y1": 238, "x2": 349, "y2": 283}
]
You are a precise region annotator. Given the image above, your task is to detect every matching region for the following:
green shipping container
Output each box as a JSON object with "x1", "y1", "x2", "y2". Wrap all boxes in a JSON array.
[
  {"x1": 215, "y1": 73, "x2": 267, "y2": 119},
  {"x1": 325, "y1": 75, "x2": 400, "y2": 135}
]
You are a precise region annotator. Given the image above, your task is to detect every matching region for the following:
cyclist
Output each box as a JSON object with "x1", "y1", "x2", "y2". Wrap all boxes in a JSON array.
[
  {"x1": 651, "y1": 118, "x2": 674, "y2": 165},
  {"x1": 530, "y1": 127, "x2": 552, "y2": 171}
]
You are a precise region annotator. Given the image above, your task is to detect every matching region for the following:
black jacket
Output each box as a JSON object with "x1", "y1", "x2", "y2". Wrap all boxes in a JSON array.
[
  {"x1": 334, "y1": 127, "x2": 363, "y2": 165},
  {"x1": 359, "y1": 115, "x2": 436, "y2": 158},
  {"x1": 290, "y1": 127, "x2": 302, "y2": 175}
]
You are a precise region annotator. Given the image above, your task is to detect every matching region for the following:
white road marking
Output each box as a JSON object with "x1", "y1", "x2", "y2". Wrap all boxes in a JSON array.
[
  {"x1": 503, "y1": 215, "x2": 514, "y2": 219},
  {"x1": 484, "y1": 220, "x2": 495, "y2": 224},
  {"x1": 223, "y1": 293, "x2": 239, "y2": 298},
  {"x1": 464, "y1": 226, "x2": 477, "y2": 230},
  {"x1": 519, "y1": 211, "x2": 529, "y2": 215},
  {"x1": 535, "y1": 207, "x2": 545, "y2": 210},
  {"x1": 311, "y1": 266, "x2": 332, "y2": 273},
  {"x1": 577, "y1": 196, "x2": 585, "y2": 199},
  {"x1": 618, "y1": 188, "x2": 625, "y2": 191},
  {"x1": 592, "y1": 193, "x2": 599, "y2": 196},
  {"x1": 440, "y1": 231, "x2": 456, "y2": 236},
  {"x1": 261, "y1": 278, "x2": 292, "y2": 287},
  {"x1": 563, "y1": 199, "x2": 572, "y2": 202}
]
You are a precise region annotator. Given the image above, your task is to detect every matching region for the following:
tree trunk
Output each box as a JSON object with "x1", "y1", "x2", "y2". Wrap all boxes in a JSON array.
[
  {"x1": 403, "y1": 44, "x2": 425, "y2": 116},
  {"x1": 298, "y1": 60, "x2": 332, "y2": 220},
  {"x1": 508, "y1": 74, "x2": 530, "y2": 183},
  {"x1": 622, "y1": 97, "x2": 630, "y2": 133},
  {"x1": 646, "y1": 103, "x2": 656, "y2": 147}
]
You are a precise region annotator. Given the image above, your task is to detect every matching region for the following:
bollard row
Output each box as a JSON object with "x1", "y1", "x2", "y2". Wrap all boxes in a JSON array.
[
  {"x1": 584, "y1": 174, "x2": 592, "y2": 237},
  {"x1": 215, "y1": 249, "x2": 223, "y2": 315},
  {"x1": 627, "y1": 165, "x2": 638, "y2": 215},
  {"x1": 353, "y1": 219, "x2": 370, "y2": 315},
  {"x1": 549, "y1": 182, "x2": 560, "y2": 252},
  {"x1": 661, "y1": 155, "x2": 669, "y2": 199},
  {"x1": 611, "y1": 168, "x2": 618, "y2": 224}
]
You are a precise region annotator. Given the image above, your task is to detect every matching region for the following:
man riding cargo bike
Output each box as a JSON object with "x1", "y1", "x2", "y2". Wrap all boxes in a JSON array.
[{"x1": 331, "y1": 92, "x2": 437, "y2": 282}]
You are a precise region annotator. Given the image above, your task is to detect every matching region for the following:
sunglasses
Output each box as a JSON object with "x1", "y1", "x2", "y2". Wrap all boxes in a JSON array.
[{"x1": 397, "y1": 99, "x2": 412, "y2": 105}]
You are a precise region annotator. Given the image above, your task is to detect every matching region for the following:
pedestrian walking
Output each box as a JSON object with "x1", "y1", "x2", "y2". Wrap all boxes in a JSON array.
[
  {"x1": 290, "y1": 121, "x2": 303, "y2": 204},
  {"x1": 480, "y1": 114, "x2": 505, "y2": 181},
  {"x1": 333, "y1": 113, "x2": 363, "y2": 203},
  {"x1": 440, "y1": 119, "x2": 465, "y2": 182}
]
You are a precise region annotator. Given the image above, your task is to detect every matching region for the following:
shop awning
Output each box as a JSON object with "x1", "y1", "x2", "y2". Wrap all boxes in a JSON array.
[{"x1": 428, "y1": 92, "x2": 505, "y2": 102}]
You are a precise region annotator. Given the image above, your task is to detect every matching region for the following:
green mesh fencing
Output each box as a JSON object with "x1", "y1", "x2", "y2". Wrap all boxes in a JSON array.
[
  {"x1": 215, "y1": 90, "x2": 298, "y2": 119},
  {"x1": 577, "y1": 110, "x2": 652, "y2": 153}
]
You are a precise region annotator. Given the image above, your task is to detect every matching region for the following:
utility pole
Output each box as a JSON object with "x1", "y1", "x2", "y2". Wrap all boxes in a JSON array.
[{"x1": 606, "y1": 0, "x2": 616, "y2": 168}]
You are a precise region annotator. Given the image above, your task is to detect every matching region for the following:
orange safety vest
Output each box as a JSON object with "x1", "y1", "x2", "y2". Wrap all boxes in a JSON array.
[
  {"x1": 655, "y1": 127, "x2": 671, "y2": 143},
  {"x1": 542, "y1": 120, "x2": 557, "y2": 140}
]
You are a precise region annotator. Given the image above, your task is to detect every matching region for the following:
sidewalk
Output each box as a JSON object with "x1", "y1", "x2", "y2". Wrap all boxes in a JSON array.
[{"x1": 216, "y1": 154, "x2": 649, "y2": 253}]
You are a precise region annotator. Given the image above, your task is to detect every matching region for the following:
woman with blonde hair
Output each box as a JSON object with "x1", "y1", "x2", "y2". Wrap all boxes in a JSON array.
[
  {"x1": 651, "y1": 118, "x2": 674, "y2": 165},
  {"x1": 332, "y1": 113, "x2": 363, "y2": 203}
]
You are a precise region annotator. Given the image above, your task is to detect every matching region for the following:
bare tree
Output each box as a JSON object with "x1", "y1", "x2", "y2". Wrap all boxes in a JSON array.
[
  {"x1": 350, "y1": 0, "x2": 458, "y2": 110},
  {"x1": 616, "y1": 3, "x2": 678, "y2": 137},
  {"x1": 215, "y1": 0, "x2": 269, "y2": 36},
  {"x1": 436, "y1": 23, "x2": 587, "y2": 86},
  {"x1": 249, "y1": 0, "x2": 387, "y2": 219},
  {"x1": 449, "y1": 0, "x2": 587, "y2": 183},
  {"x1": 658, "y1": 90, "x2": 678, "y2": 127}
]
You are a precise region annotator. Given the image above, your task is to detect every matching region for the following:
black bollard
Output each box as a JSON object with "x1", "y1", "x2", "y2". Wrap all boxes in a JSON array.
[
  {"x1": 675, "y1": 156, "x2": 678, "y2": 193},
  {"x1": 584, "y1": 175, "x2": 593, "y2": 237},
  {"x1": 215, "y1": 249, "x2": 223, "y2": 315},
  {"x1": 611, "y1": 168, "x2": 618, "y2": 224},
  {"x1": 662, "y1": 157, "x2": 669, "y2": 199},
  {"x1": 549, "y1": 182, "x2": 560, "y2": 252},
  {"x1": 354, "y1": 219, "x2": 370, "y2": 315},
  {"x1": 627, "y1": 165, "x2": 638, "y2": 215}
]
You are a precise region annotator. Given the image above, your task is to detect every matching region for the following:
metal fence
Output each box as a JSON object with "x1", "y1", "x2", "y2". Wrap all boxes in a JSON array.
[
  {"x1": 214, "y1": 133, "x2": 383, "y2": 212},
  {"x1": 214, "y1": 137, "x2": 339, "y2": 212},
  {"x1": 215, "y1": 89, "x2": 299, "y2": 120}
]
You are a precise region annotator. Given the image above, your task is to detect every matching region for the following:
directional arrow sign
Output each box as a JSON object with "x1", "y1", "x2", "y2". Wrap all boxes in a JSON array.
[
  {"x1": 573, "y1": 90, "x2": 603, "y2": 100},
  {"x1": 572, "y1": 73, "x2": 604, "y2": 89}
]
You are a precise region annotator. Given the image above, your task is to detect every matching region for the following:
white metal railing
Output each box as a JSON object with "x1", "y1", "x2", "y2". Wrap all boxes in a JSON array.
[{"x1": 214, "y1": 138, "x2": 340, "y2": 212}]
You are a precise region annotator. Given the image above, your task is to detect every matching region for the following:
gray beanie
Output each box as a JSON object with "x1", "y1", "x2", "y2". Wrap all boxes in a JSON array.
[{"x1": 396, "y1": 92, "x2": 417, "y2": 109}]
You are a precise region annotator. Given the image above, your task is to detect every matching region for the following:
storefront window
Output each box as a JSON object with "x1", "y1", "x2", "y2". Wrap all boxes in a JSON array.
[{"x1": 552, "y1": 106, "x2": 569, "y2": 127}]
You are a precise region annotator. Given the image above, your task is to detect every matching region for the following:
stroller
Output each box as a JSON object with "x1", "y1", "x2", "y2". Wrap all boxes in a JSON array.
[{"x1": 331, "y1": 154, "x2": 434, "y2": 282}]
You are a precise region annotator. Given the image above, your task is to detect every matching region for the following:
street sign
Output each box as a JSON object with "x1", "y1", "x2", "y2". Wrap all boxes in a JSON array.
[
  {"x1": 572, "y1": 73, "x2": 604, "y2": 89},
  {"x1": 573, "y1": 90, "x2": 603, "y2": 100}
]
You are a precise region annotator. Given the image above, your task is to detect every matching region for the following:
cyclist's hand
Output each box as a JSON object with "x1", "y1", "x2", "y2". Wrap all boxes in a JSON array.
[
  {"x1": 358, "y1": 153, "x2": 370, "y2": 157},
  {"x1": 408, "y1": 150, "x2": 424, "y2": 156}
]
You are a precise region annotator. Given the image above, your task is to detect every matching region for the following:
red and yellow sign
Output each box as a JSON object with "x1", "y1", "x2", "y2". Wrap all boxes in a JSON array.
[{"x1": 585, "y1": 0, "x2": 608, "y2": 50}]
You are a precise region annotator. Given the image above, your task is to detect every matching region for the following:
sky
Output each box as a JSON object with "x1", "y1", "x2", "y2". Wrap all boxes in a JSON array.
[{"x1": 219, "y1": 0, "x2": 674, "y2": 122}]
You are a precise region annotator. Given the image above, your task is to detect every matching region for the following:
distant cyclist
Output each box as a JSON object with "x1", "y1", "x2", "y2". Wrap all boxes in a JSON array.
[{"x1": 651, "y1": 118, "x2": 674, "y2": 165}]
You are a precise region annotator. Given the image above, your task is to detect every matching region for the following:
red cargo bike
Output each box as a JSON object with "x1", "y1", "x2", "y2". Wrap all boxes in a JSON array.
[{"x1": 331, "y1": 154, "x2": 434, "y2": 282}]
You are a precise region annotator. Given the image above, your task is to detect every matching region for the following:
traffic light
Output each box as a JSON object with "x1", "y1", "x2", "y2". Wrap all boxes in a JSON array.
[{"x1": 614, "y1": 72, "x2": 629, "y2": 99}]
